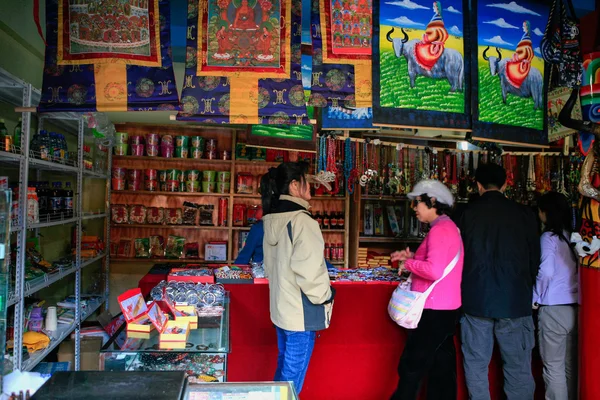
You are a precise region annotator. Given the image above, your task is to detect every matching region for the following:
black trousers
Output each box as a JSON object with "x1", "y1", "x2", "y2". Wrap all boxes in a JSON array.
[{"x1": 391, "y1": 309, "x2": 459, "y2": 400}]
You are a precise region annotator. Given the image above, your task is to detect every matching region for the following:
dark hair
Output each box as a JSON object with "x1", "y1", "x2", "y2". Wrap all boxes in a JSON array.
[
  {"x1": 475, "y1": 163, "x2": 507, "y2": 190},
  {"x1": 260, "y1": 162, "x2": 309, "y2": 215},
  {"x1": 419, "y1": 194, "x2": 453, "y2": 216},
  {"x1": 538, "y1": 191, "x2": 573, "y2": 239}
]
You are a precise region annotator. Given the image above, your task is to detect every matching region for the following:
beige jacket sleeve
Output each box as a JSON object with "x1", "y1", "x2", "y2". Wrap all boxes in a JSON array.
[{"x1": 290, "y1": 214, "x2": 333, "y2": 305}]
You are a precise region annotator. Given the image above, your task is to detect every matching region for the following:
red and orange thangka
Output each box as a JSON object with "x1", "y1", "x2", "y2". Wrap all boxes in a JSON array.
[
  {"x1": 414, "y1": 1, "x2": 449, "y2": 71},
  {"x1": 506, "y1": 21, "x2": 534, "y2": 89}
]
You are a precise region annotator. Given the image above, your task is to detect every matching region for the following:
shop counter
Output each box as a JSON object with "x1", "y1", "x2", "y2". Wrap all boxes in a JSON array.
[
  {"x1": 186, "y1": 382, "x2": 297, "y2": 400},
  {"x1": 138, "y1": 273, "x2": 545, "y2": 400}
]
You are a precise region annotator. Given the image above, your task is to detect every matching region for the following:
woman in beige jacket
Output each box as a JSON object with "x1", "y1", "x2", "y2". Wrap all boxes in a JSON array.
[{"x1": 261, "y1": 162, "x2": 335, "y2": 394}]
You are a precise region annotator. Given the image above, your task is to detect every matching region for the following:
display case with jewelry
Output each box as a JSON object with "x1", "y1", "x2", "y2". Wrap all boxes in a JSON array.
[
  {"x1": 185, "y1": 382, "x2": 298, "y2": 400},
  {"x1": 100, "y1": 283, "x2": 230, "y2": 383}
]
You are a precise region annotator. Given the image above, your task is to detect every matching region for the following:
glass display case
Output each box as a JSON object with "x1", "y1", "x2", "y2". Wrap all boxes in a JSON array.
[
  {"x1": 185, "y1": 382, "x2": 298, "y2": 400},
  {"x1": 100, "y1": 297, "x2": 229, "y2": 383}
]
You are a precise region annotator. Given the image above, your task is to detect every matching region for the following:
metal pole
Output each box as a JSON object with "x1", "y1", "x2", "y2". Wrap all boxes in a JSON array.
[
  {"x1": 104, "y1": 149, "x2": 112, "y2": 311},
  {"x1": 13, "y1": 84, "x2": 32, "y2": 371},
  {"x1": 74, "y1": 117, "x2": 84, "y2": 371}
]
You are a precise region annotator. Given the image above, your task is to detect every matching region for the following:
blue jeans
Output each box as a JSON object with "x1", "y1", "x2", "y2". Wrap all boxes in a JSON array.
[{"x1": 273, "y1": 326, "x2": 316, "y2": 393}]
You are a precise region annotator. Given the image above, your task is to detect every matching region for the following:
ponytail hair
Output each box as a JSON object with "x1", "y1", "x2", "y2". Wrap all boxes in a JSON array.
[{"x1": 261, "y1": 161, "x2": 309, "y2": 215}]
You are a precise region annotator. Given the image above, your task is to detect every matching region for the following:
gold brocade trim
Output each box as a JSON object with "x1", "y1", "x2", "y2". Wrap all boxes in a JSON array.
[
  {"x1": 57, "y1": 0, "x2": 162, "y2": 67},
  {"x1": 230, "y1": 78, "x2": 260, "y2": 124},
  {"x1": 196, "y1": 0, "x2": 291, "y2": 78},
  {"x1": 318, "y1": 0, "x2": 372, "y2": 107},
  {"x1": 94, "y1": 63, "x2": 128, "y2": 112}
]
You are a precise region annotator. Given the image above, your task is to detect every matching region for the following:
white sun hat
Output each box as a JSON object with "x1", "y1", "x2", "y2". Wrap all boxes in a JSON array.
[{"x1": 407, "y1": 179, "x2": 455, "y2": 207}]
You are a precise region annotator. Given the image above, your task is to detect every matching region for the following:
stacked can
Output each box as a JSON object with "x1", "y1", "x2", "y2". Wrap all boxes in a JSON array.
[
  {"x1": 127, "y1": 169, "x2": 144, "y2": 191},
  {"x1": 190, "y1": 136, "x2": 205, "y2": 159},
  {"x1": 164, "y1": 169, "x2": 183, "y2": 192},
  {"x1": 175, "y1": 136, "x2": 189, "y2": 158},
  {"x1": 111, "y1": 167, "x2": 127, "y2": 191},
  {"x1": 202, "y1": 170, "x2": 216, "y2": 193},
  {"x1": 205, "y1": 139, "x2": 217, "y2": 160},
  {"x1": 161, "y1": 135, "x2": 174, "y2": 158},
  {"x1": 114, "y1": 132, "x2": 128, "y2": 155},
  {"x1": 146, "y1": 133, "x2": 160, "y2": 157},
  {"x1": 216, "y1": 171, "x2": 231, "y2": 193},
  {"x1": 218, "y1": 197, "x2": 228, "y2": 227},
  {"x1": 185, "y1": 169, "x2": 200, "y2": 192},
  {"x1": 144, "y1": 169, "x2": 158, "y2": 192},
  {"x1": 130, "y1": 135, "x2": 144, "y2": 156}
]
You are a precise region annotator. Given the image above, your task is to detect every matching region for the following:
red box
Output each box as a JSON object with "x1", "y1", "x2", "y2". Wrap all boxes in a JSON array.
[{"x1": 167, "y1": 268, "x2": 215, "y2": 284}]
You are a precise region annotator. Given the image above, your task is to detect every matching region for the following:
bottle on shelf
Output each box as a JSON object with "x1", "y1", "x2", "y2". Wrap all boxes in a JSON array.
[
  {"x1": 0, "y1": 119, "x2": 10, "y2": 152},
  {"x1": 323, "y1": 212, "x2": 330, "y2": 230},
  {"x1": 60, "y1": 134, "x2": 68, "y2": 160},
  {"x1": 27, "y1": 187, "x2": 39, "y2": 224},
  {"x1": 14, "y1": 118, "x2": 22, "y2": 150},
  {"x1": 315, "y1": 211, "x2": 323, "y2": 229},
  {"x1": 330, "y1": 212, "x2": 338, "y2": 229},
  {"x1": 64, "y1": 182, "x2": 73, "y2": 218},
  {"x1": 37, "y1": 181, "x2": 49, "y2": 217},
  {"x1": 337, "y1": 243, "x2": 344, "y2": 261},
  {"x1": 49, "y1": 182, "x2": 64, "y2": 218},
  {"x1": 39, "y1": 130, "x2": 50, "y2": 160},
  {"x1": 324, "y1": 243, "x2": 331, "y2": 260},
  {"x1": 337, "y1": 212, "x2": 345, "y2": 230}
]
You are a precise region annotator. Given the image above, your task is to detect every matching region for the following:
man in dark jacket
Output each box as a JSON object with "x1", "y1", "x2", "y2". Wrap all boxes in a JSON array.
[{"x1": 459, "y1": 163, "x2": 540, "y2": 400}]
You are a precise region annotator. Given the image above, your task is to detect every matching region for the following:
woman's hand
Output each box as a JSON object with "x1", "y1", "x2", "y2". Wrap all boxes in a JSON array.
[{"x1": 391, "y1": 247, "x2": 414, "y2": 263}]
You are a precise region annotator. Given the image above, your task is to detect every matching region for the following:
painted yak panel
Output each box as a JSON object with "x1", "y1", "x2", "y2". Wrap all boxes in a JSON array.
[
  {"x1": 471, "y1": 0, "x2": 550, "y2": 145},
  {"x1": 372, "y1": 0, "x2": 471, "y2": 129}
]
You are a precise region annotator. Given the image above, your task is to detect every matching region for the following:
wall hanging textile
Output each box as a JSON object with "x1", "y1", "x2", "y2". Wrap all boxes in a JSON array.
[
  {"x1": 177, "y1": 0, "x2": 308, "y2": 125},
  {"x1": 308, "y1": 0, "x2": 373, "y2": 109},
  {"x1": 470, "y1": 0, "x2": 550, "y2": 145},
  {"x1": 372, "y1": 0, "x2": 471, "y2": 129},
  {"x1": 321, "y1": 105, "x2": 373, "y2": 129},
  {"x1": 39, "y1": 0, "x2": 179, "y2": 112},
  {"x1": 247, "y1": 124, "x2": 317, "y2": 150},
  {"x1": 547, "y1": 87, "x2": 581, "y2": 142}
]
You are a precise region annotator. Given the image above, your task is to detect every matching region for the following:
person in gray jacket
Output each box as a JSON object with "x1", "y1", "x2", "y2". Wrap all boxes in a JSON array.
[{"x1": 261, "y1": 162, "x2": 335, "y2": 394}]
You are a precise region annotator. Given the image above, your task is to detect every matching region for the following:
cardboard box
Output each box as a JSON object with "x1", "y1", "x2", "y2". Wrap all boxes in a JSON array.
[
  {"x1": 160, "y1": 320, "x2": 190, "y2": 342},
  {"x1": 58, "y1": 337, "x2": 103, "y2": 371},
  {"x1": 205, "y1": 243, "x2": 227, "y2": 261}
]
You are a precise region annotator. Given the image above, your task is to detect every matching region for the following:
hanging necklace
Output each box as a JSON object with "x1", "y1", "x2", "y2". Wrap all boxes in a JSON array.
[
  {"x1": 318, "y1": 135, "x2": 327, "y2": 172},
  {"x1": 450, "y1": 153, "x2": 459, "y2": 195}
]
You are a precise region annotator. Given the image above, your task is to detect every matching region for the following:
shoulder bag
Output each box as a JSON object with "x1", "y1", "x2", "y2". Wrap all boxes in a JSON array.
[{"x1": 388, "y1": 249, "x2": 461, "y2": 329}]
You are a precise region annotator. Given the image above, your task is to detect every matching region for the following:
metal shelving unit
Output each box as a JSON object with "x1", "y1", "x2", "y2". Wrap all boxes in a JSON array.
[{"x1": 0, "y1": 68, "x2": 111, "y2": 372}]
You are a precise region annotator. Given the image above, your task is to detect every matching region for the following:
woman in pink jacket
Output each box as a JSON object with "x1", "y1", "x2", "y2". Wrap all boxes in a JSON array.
[{"x1": 390, "y1": 180, "x2": 464, "y2": 400}]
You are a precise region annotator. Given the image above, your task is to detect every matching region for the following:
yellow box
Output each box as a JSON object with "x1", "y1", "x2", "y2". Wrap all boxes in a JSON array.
[
  {"x1": 175, "y1": 305, "x2": 198, "y2": 329},
  {"x1": 127, "y1": 315, "x2": 154, "y2": 333},
  {"x1": 160, "y1": 320, "x2": 190, "y2": 342},
  {"x1": 127, "y1": 331, "x2": 151, "y2": 339},
  {"x1": 159, "y1": 341, "x2": 188, "y2": 350}
]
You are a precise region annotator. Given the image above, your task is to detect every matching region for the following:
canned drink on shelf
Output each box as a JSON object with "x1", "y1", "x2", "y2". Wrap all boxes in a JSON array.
[
  {"x1": 128, "y1": 169, "x2": 143, "y2": 181},
  {"x1": 161, "y1": 145, "x2": 174, "y2": 158},
  {"x1": 186, "y1": 181, "x2": 200, "y2": 192},
  {"x1": 191, "y1": 136, "x2": 205, "y2": 149},
  {"x1": 190, "y1": 147, "x2": 203, "y2": 159},
  {"x1": 146, "y1": 133, "x2": 160, "y2": 146},
  {"x1": 112, "y1": 167, "x2": 127, "y2": 179},
  {"x1": 161, "y1": 135, "x2": 174, "y2": 145},
  {"x1": 115, "y1": 132, "x2": 128, "y2": 144},
  {"x1": 146, "y1": 144, "x2": 159, "y2": 157},
  {"x1": 175, "y1": 136, "x2": 189, "y2": 147},
  {"x1": 221, "y1": 150, "x2": 231, "y2": 160},
  {"x1": 160, "y1": 182, "x2": 168, "y2": 192},
  {"x1": 158, "y1": 170, "x2": 168, "y2": 182},
  {"x1": 144, "y1": 169, "x2": 158, "y2": 181},
  {"x1": 202, "y1": 182, "x2": 216, "y2": 193},
  {"x1": 205, "y1": 139, "x2": 217, "y2": 159},
  {"x1": 217, "y1": 182, "x2": 230, "y2": 193},
  {"x1": 112, "y1": 179, "x2": 126, "y2": 191},
  {"x1": 217, "y1": 171, "x2": 231, "y2": 183},
  {"x1": 114, "y1": 143, "x2": 128, "y2": 156},
  {"x1": 144, "y1": 180, "x2": 159, "y2": 192},
  {"x1": 165, "y1": 169, "x2": 182, "y2": 181},
  {"x1": 218, "y1": 197, "x2": 228, "y2": 227},
  {"x1": 202, "y1": 170, "x2": 216, "y2": 182},
  {"x1": 175, "y1": 147, "x2": 189, "y2": 158},
  {"x1": 324, "y1": 244, "x2": 331, "y2": 260},
  {"x1": 179, "y1": 181, "x2": 186, "y2": 192},
  {"x1": 130, "y1": 144, "x2": 145, "y2": 156},
  {"x1": 129, "y1": 135, "x2": 144, "y2": 145},
  {"x1": 127, "y1": 180, "x2": 142, "y2": 191},
  {"x1": 186, "y1": 170, "x2": 200, "y2": 181},
  {"x1": 165, "y1": 180, "x2": 179, "y2": 192}
]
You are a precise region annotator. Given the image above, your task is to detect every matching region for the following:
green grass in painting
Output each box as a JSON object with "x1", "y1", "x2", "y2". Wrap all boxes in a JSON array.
[
  {"x1": 478, "y1": 64, "x2": 543, "y2": 130},
  {"x1": 379, "y1": 50, "x2": 464, "y2": 113}
]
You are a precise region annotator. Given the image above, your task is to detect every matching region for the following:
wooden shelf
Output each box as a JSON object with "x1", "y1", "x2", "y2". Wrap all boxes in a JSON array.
[
  {"x1": 322, "y1": 229, "x2": 345, "y2": 233},
  {"x1": 111, "y1": 190, "x2": 229, "y2": 197},
  {"x1": 361, "y1": 195, "x2": 409, "y2": 201},
  {"x1": 359, "y1": 236, "x2": 423, "y2": 244},
  {"x1": 112, "y1": 155, "x2": 232, "y2": 165},
  {"x1": 111, "y1": 258, "x2": 233, "y2": 264},
  {"x1": 111, "y1": 224, "x2": 229, "y2": 230},
  {"x1": 231, "y1": 227, "x2": 251, "y2": 231}
]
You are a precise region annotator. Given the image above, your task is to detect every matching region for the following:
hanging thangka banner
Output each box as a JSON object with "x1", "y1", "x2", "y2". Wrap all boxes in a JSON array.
[
  {"x1": 176, "y1": 0, "x2": 308, "y2": 125},
  {"x1": 39, "y1": 0, "x2": 179, "y2": 112},
  {"x1": 308, "y1": 0, "x2": 373, "y2": 110},
  {"x1": 372, "y1": 0, "x2": 471, "y2": 129},
  {"x1": 470, "y1": 0, "x2": 549, "y2": 145}
]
